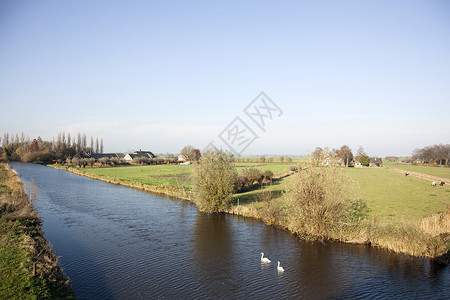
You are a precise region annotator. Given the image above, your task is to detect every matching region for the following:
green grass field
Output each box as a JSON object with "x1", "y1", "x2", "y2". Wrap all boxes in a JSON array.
[
  {"x1": 235, "y1": 162, "x2": 293, "y2": 175},
  {"x1": 73, "y1": 162, "x2": 449, "y2": 225},
  {"x1": 384, "y1": 161, "x2": 450, "y2": 180},
  {"x1": 81, "y1": 164, "x2": 194, "y2": 187},
  {"x1": 347, "y1": 168, "x2": 449, "y2": 224},
  {"x1": 79, "y1": 162, "x2": 294, "y2": 189}
]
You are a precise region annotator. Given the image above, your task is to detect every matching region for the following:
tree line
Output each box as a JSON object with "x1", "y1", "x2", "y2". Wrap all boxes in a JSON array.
[
  {"x1": 0, "y1": 132, "x2": 104, "y2": 163},
  {"x1": 234, "y1": 156, "x2": 294, "y2": 163},
  {"x1": 311, "y1": 145, "x2": 371, "y2": 167},
  {"x1": 412, "y1": 144, "x2": 450, "y2": 165}
]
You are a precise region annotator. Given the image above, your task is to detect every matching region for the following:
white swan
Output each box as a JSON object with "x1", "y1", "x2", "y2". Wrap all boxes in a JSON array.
[
  {"x1": 260, "y1": 252, "x2": 271, "y2": 263},
  {"x1": 277, "y1": 261, "x2": 285, "y2": 272}
]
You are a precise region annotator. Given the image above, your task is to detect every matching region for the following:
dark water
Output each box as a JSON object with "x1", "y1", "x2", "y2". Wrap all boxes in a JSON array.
[{"x1": 9, "y1": 163, "x2": 449, "y2": 299}]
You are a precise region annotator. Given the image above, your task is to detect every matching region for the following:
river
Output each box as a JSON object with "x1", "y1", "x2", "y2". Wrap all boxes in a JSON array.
[{"x1": 9, "y1": 163, "x2": 449, "y2": 299}]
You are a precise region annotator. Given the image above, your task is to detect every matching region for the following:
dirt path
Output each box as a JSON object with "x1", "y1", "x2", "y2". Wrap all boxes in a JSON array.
[{"x1": 388, "y1": 168, "x2": 450, "y2": 185}]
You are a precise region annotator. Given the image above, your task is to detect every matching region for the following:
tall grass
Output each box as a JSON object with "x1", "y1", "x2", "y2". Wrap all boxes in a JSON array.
[{"x1": 420, "y1": 204, "x2": 449, "y2": 236}]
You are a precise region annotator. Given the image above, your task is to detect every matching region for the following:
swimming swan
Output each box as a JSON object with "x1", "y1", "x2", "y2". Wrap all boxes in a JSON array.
[
  {"x1": 277, "y1": 261, "x2": 285, "y2": 272},
  {"x1": 260, "y1": 252, "x2": 271, "y2": 263}
]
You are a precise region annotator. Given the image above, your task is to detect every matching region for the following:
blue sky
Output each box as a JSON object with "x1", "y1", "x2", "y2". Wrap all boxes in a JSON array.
[{"x1": 1, "y1": 0, "x2": 449, "y2": 156}]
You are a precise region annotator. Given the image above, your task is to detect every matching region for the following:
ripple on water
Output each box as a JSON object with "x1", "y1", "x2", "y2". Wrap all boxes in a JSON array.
[{"x1": 8, "y1": 162, "x2": 450, "y2": 300}]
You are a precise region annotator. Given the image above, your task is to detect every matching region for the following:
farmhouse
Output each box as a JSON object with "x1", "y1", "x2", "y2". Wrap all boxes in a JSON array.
[
  {"x1": 178, "y1": 154, "x2": 188, "y2": 162},
  {"x1": 123, "y1": 150, "x2": 155, "y2": 162},
  {"x1": 370, "y1": 157, "x2": 383, "y2": 167},
  {"x1": 321, "y1": 157, "x2": 343, "y2": 167}
]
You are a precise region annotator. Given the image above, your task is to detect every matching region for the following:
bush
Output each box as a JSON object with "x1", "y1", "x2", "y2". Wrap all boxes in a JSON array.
[
  {"x1": 192, "y1": 149, "x2": 237, "y2": 213},
  {"x1": 134, "y1": 157, "x2": 149, "y2": 165},
  {"x1": 288, "y1": 164, "x2": 363, "y2": 240},
  {"x1": 263, "y1": 170, "x2": 274, "y2": 180},
  {"x1": 243, "y1": 168, "x2": 263, "y2": 185},
  {"x1": 234, "y1": 168, "x2": 265, "y2": 192},
  {"x1": 289, "y1": 165, "x2": 298, "y2": 172}
]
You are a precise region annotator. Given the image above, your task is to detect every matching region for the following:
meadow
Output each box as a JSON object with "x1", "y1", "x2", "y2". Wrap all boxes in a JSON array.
[
  {"x1": 74, "y1": 162, "x2": 449, "y2": 225},
  {"x1": 384, "y1": 161, "x2": 450, "y2": 180},
  {"x1": 346, "y1": 168, "x2": 449, "y2": 224},
  {"x1": 78, "y1": 162, "x2": 295, "y2": 189},
  {"x1": 80, "y1": 164, "x2": 194, "y2": 188}
]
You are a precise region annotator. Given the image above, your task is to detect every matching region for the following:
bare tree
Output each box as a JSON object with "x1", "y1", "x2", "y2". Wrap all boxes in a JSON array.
[
  {"x1": 56, "y1": 132, "x2": 62, "y2": 151},
  {"x1": 62, "y1": 132, "x2": 66, "y2": 148},
  {"x1": 2, "y1": 133, "x2": 9, "y2": 148},
  {"x1": 312, "y1": 147, "x2": 323, "y2": 160},
  {"x1": 90, "y1": 136, "x2": 94, "y2": 154},
  {"x1": 77, "y1": 132, "x2": 81, "y2": 152},
  {"x1": 356, "y1": 146, "x2": 366, "y2": 157},
  {"x1": 180, "y1": 145, "x2": 201, "y2": 161},
  {"x1": 413, "y1": 143, "x2": 450, "y2": 165},
  {"x1": 337, "y1": 145, "x2": 353, "y2": 167},
  {"x1": 95, "y1": 138, "x2": 99, "y2": 154},
  {"x1": 82, "y1": 134, "x2": 87, "y2": 150}
]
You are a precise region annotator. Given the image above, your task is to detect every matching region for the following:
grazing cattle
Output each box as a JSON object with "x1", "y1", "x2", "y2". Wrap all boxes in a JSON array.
[
  {"x1": 431, "y1": 181, "x2": 436, "y2": 187},
  {"x1": 440, "y1": 181, "x2": 445, "y2": 186},
  {"x1": 405, "y1": 172, "x2": 410, "y2": 177}
]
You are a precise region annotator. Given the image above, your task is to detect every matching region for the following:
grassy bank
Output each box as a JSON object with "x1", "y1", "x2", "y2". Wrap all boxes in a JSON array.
[
  {"x1": 0, "y1": 163, "x2": 75, "y2": 299},
  {"x1": 53, "y1": 165, "x2": 191, "y2": 200},
  {"x1": 54, "y1": 163, "x2": 449, "y2": 263}
]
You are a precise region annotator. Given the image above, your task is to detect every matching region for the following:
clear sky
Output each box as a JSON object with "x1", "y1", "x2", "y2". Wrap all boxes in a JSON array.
[{"x1": 1, "y1": 0, "x2": 449, "y2": 156}]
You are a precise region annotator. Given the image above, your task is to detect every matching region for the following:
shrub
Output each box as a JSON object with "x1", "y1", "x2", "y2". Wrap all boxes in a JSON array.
[
  {"x1": 263, "y1": 170, "x2": 274, "y2": 180},
  {"x1": 288, "y1": 164, "x2": 362, "y2": 240},
  {"x1": 134, "y1": 157, "x2": 149, "y2": 165},
  {"x1": 99, "y1": 157, "x2": 110, "y2": 166},
  {"x1": 289, "y1": 165, "x2": 298, "y2": 172},
  {"x1": 243, "y1": 168, "x2": 263, "y2": 185},
  {"x1": 71, "y1": 157, "x2": 80, "y2": 167},
  {"x1": 192, "y1": 148, "x2": 237, "y2": 213}
]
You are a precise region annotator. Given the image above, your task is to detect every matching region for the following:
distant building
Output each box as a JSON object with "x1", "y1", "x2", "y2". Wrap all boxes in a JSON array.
[
  {"x1": 178, "y1": 154, "x2": 188, "y2": 162},
  {"x1": 123, "y1": 150, "x2": 155, "y2": 162},
  {"x1": 321, "y1": 157, "x2": 343, "y2": 167},
  {"x1": 369, "y1": 157, "x2": 383, "y2": 167}
]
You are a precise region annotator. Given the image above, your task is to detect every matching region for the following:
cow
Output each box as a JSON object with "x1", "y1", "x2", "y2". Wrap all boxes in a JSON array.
[
  {"x1": 431, "y1": 181, "x2": 436, "y2": 186},
  {"x1": 405, "y1": 172, "x2": 410, "y2": 177},
  {"x1": 440, "y1": 181, "x2": 445, "y2": 186}
]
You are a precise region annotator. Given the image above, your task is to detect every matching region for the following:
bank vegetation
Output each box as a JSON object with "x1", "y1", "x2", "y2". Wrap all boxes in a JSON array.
[
  {"x1": 0, "y1": 163, "x2": 75, "y2": 299},
  {"x1": 229, "y1": 158, "x2": 449, "y2": 264}
]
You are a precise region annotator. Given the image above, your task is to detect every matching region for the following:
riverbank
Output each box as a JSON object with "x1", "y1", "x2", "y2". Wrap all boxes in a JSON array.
[
  {"x1": 54, "y1": 164, "x2": 449, "y2": 265},
  {"x1": 0, "y1": 163, "x2": 75, "y2": 299},
  {"x1": 54, "y1": 165, "x2": 191, "y2": 200}
]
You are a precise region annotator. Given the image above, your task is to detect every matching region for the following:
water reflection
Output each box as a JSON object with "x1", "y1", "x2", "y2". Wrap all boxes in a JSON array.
[{"x1": 192, "y1": 212, "x2": 237, "y2": 296}]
